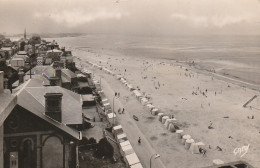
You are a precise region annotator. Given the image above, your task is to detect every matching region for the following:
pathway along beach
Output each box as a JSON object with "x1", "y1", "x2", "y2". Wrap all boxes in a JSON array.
[{"x1": 58, "y1": 38, "x2": 260, "y2": 168}]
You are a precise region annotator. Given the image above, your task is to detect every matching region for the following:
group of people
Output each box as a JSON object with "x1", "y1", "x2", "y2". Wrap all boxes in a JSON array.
[{"x1": 118, "y1": 108, "x2": 125, "y2": 114}]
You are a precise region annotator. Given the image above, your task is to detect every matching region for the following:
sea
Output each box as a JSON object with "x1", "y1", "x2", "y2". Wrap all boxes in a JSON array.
[{"x1": 48, "y1": 34, "x2": 260, "y2": 87}]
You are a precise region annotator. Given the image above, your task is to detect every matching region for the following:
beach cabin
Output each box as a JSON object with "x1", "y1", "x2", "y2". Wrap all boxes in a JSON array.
[
  {"x1": 116, "y1": 133, "x2": 127, "y2": 143},
  {"x1": 107, "y1": 112, "x2": 116, "y2": 125},
  {"x1": 116, "y1": 75, "x2": 122, "y2": 80},
  {"x1": 120, "y1": 144, "x2": 134, "y2": 157},
  {"x1": 112, "y1": 125, "x2": 123, "y2": 136},
  {"x1": 164, "y1": 118, "x2": 177, "y2": 129},
  {"x1": 103, "y1": 102, "x2": 111, "y2": 111},
  {"x1": 189, "y1": 142, "x2": 205, "y2": 154},
  {"x1": 151, "y1": 108, "x2": 159, "y2": 115},
  {"x1": 146, "y1": 104, "x2": 155, "y2": 111},
  {"x1": 119, "y1": 140, "x2": 131, "y2": 148},
  {"x1": 125, "y1": 153, "x2": 141, "y2": 168},
  {"x1": 130, "y1": 163, "x2": 143, "y2": 168},
  {"x1": 133, "y1": 90, "x2": 142, "y2": 100},
  {"x1": 120, "y1": 78, "x2": 127, "y2": 84},
  {"x1": 127, "y1": 84, "x2": 134, "y2": 91},
  {"x1": 102, "y1": 98, "x2": 109, "y2": 105},
  {"x1": 140, "y1": 98, "x2": 149, "y2": 105},
  {"x1": 162, "y1": 116, "x2": 169, "y2": 124},
  {"x1": 158, "y1": 113, "x2": 165, "y2": 122}
]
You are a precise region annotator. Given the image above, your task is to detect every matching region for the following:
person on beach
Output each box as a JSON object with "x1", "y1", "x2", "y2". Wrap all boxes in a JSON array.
[
  {"x1": 138, "y1": 137, "x2": 141, "y2": 144},
  {"x1": 122, "y1": 108, "x2": 125, "y2": 114},
  {"x1": 199, "y1": 148, "x2": 206, "y2": 157}
]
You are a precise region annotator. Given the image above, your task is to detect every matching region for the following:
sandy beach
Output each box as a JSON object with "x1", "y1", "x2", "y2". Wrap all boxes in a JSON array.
[{"x1": 54, "y1": 35, "x2": 260, "y2": 168}]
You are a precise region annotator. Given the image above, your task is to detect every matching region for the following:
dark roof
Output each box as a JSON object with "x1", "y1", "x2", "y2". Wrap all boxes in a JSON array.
[
  {"x1": 25, "y1": 74, "x2": 50, "y2": 86},
  {"x1": 15, "y1": 79, "x2": 83, "y2": 139},
  {"x1": 0, "y1": 91, "x2": 17, "y2": 126},
  {"x1": 28, "y1": 65, "x2": 76, "y2": 84},
  {"x1": 62, "y1": 69, "x2": 76, "y2": 79},
  {"x1": 26, "y1": 65, "x2": 49, "y2": 75}
]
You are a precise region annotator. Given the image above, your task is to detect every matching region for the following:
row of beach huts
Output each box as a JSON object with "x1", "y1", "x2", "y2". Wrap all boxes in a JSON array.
[
  {"x1": 82, "y1": 59, "x2": 207, "y2": 157},
  {"x1": 75, "y1": 60, "x2": 143, "y2": 168}
]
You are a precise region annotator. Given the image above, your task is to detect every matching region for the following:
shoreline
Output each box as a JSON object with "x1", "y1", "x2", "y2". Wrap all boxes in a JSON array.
[
  {"x1": 53, "y1": 36, "x2": 260, "y2": 167},
  {"x1": 74, "y1": 48, "x2": 260, "y2": 167},
  {"x1": 75, "y1": 45, "x2": 260, "y2": 91}
]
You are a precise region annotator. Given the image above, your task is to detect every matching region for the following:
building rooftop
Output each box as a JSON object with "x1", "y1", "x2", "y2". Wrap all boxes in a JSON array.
[
  {"x1": 0, "y1": 71, "x2": 17, "y2": 126},
  {"x1": 14, "y1": 79, "x2": 83, "y2": 139},
  {"x1": 0, "y1": 91, "x2": 17, "y2": 126},
  {"x1": 17, "y1": 80, "x2": 82, "y2": 125},
  {"x1": 28, "y1": 65, "x2": 77, "y2": 83},
  {"x1": 62, "y1": 68, "x2": 77, "y2": 79}
]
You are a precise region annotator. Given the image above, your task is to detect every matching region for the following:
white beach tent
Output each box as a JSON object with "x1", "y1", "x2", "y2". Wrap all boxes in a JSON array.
[
  {"x1": 158, "y1": 113, "x2": 164, "y2": 122},
  {"x1": 189, "y1": 142, "x2": 205, "y2": 154},
  {"x1": 112, "y1": 125, "x2": 123, "y2": 136},
  {"x1": 116, "y1": 75, "x2": 122, "y2": 80},
  {"x1": 120, "y1": 144, "x2": 134, "y2": 157},
  {"x1": 185, "y1": 138, "x2": 194, "y2": 150},
  {"x1": 146, "y1": 104, "x2": 155, "y2": 111},
  {"x1": 127, "y1": 85, "x2": 134, "y2": 91},
  {"x1": 176, "y1": 130, "x2": 184, "y2": 139},
  {"x1": 116, "y1": 133, "x2": 128, "y2": 143},
  {"x1": 182, "y1": 135, "x2": 191, "y2": 145},
  {"x1": 130, "y1": 163, "x2": 143, "y2": 168},
  {"x1": 103, "y1": 68, "x2": 108, "y2": 72},
  {"x1": 120, "y1": 79, "x2": 127, "y2": 84},
  {"x1": 141, "y1": 98, "x2": 149, "y2": 106},
  {"x1": 168, "y1": 123, "x2": 176, "y2": 132},
  {"x1": 125, "y1": 153, "x2": 141, "y2": 167},
  {"x1": 162, "y1": 116, "x2": 169, "y2": 124},
  {"x1": 133, "y1": 90, "x2": 142, "y2": 100},
  {"x1": 164, "y1": 118, "x2": 177, "y2": 128},
  {"x1": 151, "y1": 108, "x2": 159, "y2": 115}
]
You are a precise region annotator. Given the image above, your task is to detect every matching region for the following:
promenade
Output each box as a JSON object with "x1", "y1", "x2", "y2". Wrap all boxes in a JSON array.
[{"x1": 96, "y1": 72, "x2": 166, "y2": 168}]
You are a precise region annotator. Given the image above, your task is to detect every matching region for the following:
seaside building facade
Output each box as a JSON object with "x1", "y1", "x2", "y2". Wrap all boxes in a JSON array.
[
  {"x1": 0, "y1": 71, "x2": 18, "y2": 168},
  {"x1": 2, "y1": 76, "x2": 83, "y2": 168}
]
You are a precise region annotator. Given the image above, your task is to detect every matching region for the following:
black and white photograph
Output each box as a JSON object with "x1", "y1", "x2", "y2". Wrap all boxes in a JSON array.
[{"x1": 0, "y1": 0, "x2": 260, "y2": 167}]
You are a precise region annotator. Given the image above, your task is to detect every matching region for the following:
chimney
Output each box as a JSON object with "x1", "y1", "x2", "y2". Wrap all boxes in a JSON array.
[
  {"x1": 44, "y1": 93, "x2": 63, "y2": 122},
  {"x1": 49, "y1": 63, "x2": 62, "y2": 86},
  {"x1": 53, "y1": 61, "x2": 59, "y2": 69},
  {"x1": 55, "y1": 69, "x2": 61, "y2": 79},
  {"x1": 18, "y1": 69, "x2": 24, "y2": 84}
]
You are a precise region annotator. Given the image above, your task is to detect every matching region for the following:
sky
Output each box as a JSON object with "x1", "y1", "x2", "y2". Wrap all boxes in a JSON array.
[{"x1": 0, "y1": 0, "x2": 260, "y2": 35}]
